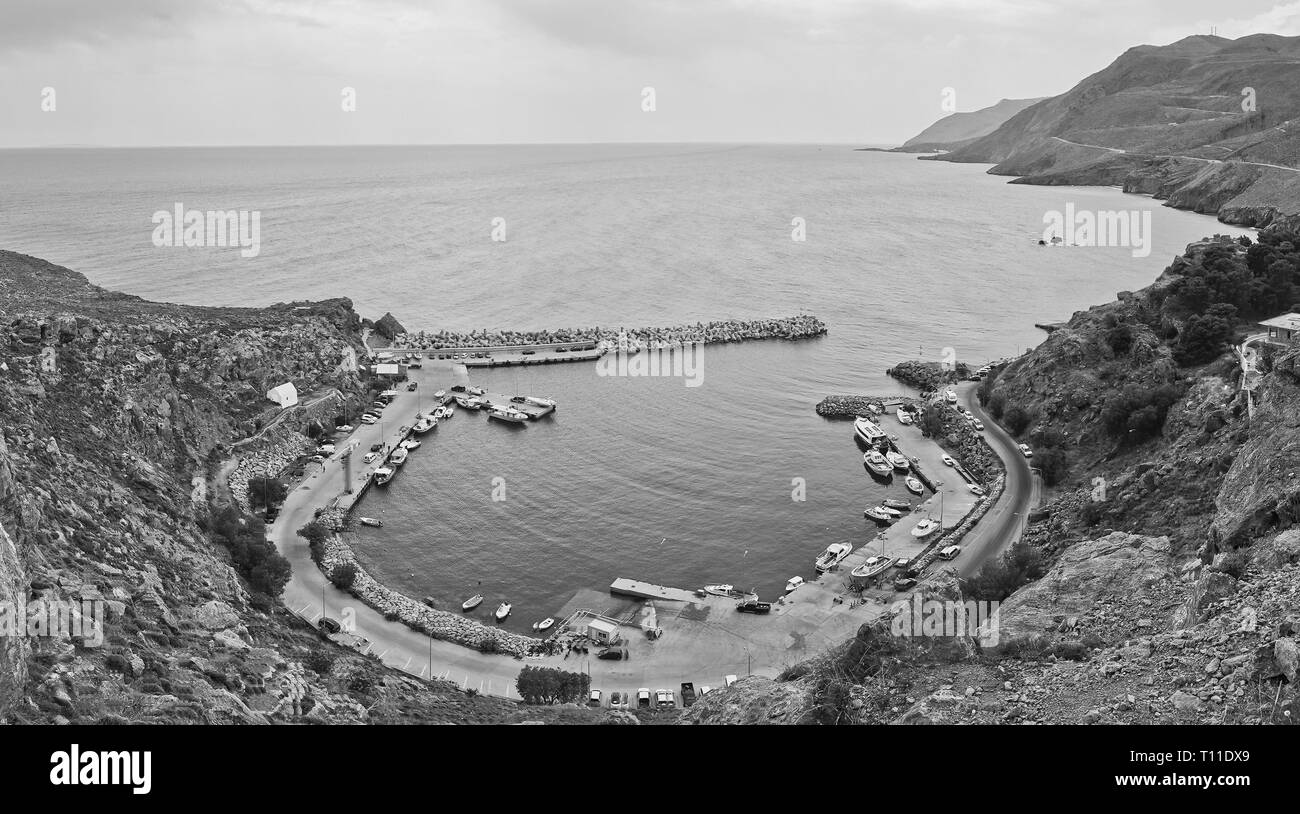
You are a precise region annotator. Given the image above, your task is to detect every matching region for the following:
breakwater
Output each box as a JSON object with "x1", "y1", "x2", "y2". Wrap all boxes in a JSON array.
[
  {"x1": 886, "y1": 360, "x2": 968, "y2": 392},
  {"x1": 815, "y1": 394, "x2": 920, "y2": 418},
  {"x1": 387, "y1": 314, "x2": 827, "y2": 351}
]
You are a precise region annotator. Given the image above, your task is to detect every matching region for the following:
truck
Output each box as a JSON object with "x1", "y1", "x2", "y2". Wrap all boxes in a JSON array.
[
  {"x1": 736, "y1": 600, "x2": 772, "y2": 614},
  {"x1": 680, "y1": 682, "x2": 697, "y2": 707}
]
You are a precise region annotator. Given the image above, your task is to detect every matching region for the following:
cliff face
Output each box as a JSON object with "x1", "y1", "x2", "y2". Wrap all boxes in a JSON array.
[
  {"x1": 924, "y1": 34, "x2": 1300, "y2": 225},
  {"x1": 0, "y1": 251, "x2": 539, "y2": 724}
]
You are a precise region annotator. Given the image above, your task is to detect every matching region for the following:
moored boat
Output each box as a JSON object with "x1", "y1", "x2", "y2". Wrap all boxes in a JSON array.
[
  {"x1": 702, "y1": 584, "x2": 735, "y2": 597},
  {"x1": 373, "y1": 466, "x2": 395, "y2": 485},
  {"x1": 863, "y1": 450, "x2": 893, "y2": 477},
  {"x1": 487, "y1": 404, "x2": 529, "y2": 423},
  {"x1": 785, "y1": 576, "x2": 804, "y2": 592},
  {"x1": 854, "y1": 416, "x2": 887, "y2": 445},
  {"x1": 533, "y1": 617, "x2": 555, "y2": 632},
  {"x1": 910, "y1": 518, "x2": 940, "y2": 538},
  {"x1": 412, "y1": 416, "x2": 437, "y2": 434},
  {"x1": 524, "y1": 396, "x2": 556, "y2": 409},
  {"x1": 882, "y1": 498, "x2": 911, "y2": 511},
  {"x1": 359, "y1": 516, "x2": 383, "y2": 528},
  {"x1": 851, "y1": 556, "x2": 897, "y2": 580},
  {"x1": 815, "y1": 542, "x2": 853, "y2": 573},
  {"x1": 864, "y1": 506, "x2": 896, "y2": 523},
  {"x1": 886, "y1": 451, "x2": 910, "y2": 471},
  {"x1": 400, "y1": 439, "x2": 421, "y2": 450},
  {"x1": 494, "y1": 602, "x2": 512, "y2": 621},
  {"x1": 905, "y1": 476, "x2": 925, "y2": 495},
  {"x1": 388, "y1": 447, "x2": 409, "y2": 467},
  {"x1": 896, "y1": 406, "x2": 914, "y2": 425},
  {"x1": 461, "y1": 594, "x2": 484, "y2": 611}
]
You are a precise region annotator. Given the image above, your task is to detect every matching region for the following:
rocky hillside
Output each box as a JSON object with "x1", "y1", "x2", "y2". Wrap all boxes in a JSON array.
[
  {"x1": 0, "y1": 250, "x2": 609, "y2": 724},
  {"x1": 926, "y1": 34, "x2": 1300, "y2": 227},
  {"x1": 682, "y1": 228, "x2": 1300, "y2": 725},
  {"x1": 897, "y1": 98, "x2": 1045, "y2": 153}
]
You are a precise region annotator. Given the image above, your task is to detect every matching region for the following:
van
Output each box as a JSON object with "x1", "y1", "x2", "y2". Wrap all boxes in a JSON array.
[
  {"x1": 939, "y1": 545, "x2": 962, "y2": 560},
  {"x1": 724, "y1": 674, "x2": 738, "y2": 687}
]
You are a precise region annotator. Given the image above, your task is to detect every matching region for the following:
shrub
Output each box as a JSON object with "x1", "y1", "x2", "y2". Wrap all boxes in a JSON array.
[
  {"x1": 515, "y1": 665, "x2": 590, "y2": 705},
  {"x1": 962, "y1": 542, "x2": 1047, "y2": 602},
  {"x1": 1002, "y1": 406, "x2": 1032, "y2": 436},
  {"x1": 330, "y1": 563, "x2": 358, "y2": 591}
]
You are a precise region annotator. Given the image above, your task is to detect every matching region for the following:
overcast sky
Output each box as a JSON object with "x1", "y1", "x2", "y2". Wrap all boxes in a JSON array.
[{"x1": 1, "y1": 0, "x2": 1298, "y2": 148}]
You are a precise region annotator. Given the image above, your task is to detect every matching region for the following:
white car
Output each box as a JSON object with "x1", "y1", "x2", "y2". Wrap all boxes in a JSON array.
[
  {"x1": 317, "y1": 444, "x2": 336, "y2": 454},
  {"x1": 336, "y1": 424, "x2": 354, "y2": 433},
  {"x1": 363, "y1": 452, "x2": 380, "y2": 464},
  {"x1": 1018, "y1": 443, "x2": 1033, "y2": 458},
  {"x1": 941, "y1": 454, "x2": 956, "y2": 467},
  {"x1": 968, "y1": 484, "x2": 988, "y2": 496},
  {"x1": 359, "y1": 415, "x2": 377, "y2": 425},
  {"x1": 637, "y1": 688, "x2": 652, "y2": 708},
  {"x1": 587, "y1": 689, "x2": 602, "y2": 708},
  {"x1": 608, "y1": 691, "x2": 629, "y2": 710},
  {"x1": 973, "y1": 420, "x2": 985, "y2": 431},
  {"x1": 655, "y1": 689, "x2": 675, "y2": 709}
]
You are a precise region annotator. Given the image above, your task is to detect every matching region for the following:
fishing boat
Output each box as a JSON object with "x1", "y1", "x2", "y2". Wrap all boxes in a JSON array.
[
  {"x1": 461, "y1": 594, "x2": 483, "y2": 611},
  {"x1": 785, "y1": 576, "x2": 804, "y2": 592},
  {"x1": 910, "y1": 518, "x2": 940, "y2": 538},
  {"x1": 882, "y1": 498, "x2": 912, "y2": 511},
  {"x1": 533, "y1": 617, "x2": 555, "y2": 632},
  {"x1": 886, "y1": 451, "x2": 910, "y2": 471},
  {"x1": 896, "y1": 407, "x2": 914, "y2": 425},
  {"x1": 373, "y1": 466, "x2": 395, "y2": 485},
  {"x1": 494, "y1": 602, "x2": 512, "y2": 622},
  {"x1": 388, "y1": 447, "x2": 409, "y2": 467},
  {"x1": 359, "y1": 517, "x2": 383, "y2": 528},
  {"x1": 854, "y1": 416, "x2": 887, "y2": 445},
  {"x1": 400, "y1": 439, "x2": 421, "y2": 450},
  {"x1": 851, "y1": 556, "x2": 897, "y2": 580},
  {"x1": 702, "y1": 584, "x2": 736, "y2": 597},
  {"x1": 904, "y1": 476, "x2": 925, "y2": 495},
  {"x1": 412, "y1": 416, "x2": 437, "y2": 435},
  {"x1": 815, "y1": 542, "x2": 853, "y2": 573},
  {"x1": 524, "y1": 396, "x2": 556, "y2": 409},
  {"x1": 864, "y1": 506, "x2": 897, "y2": 523},
  {"x1": 863, "y1": 450, "x2": 894, "y2": 477},
  {"x1": 487, "y1": 405, "x2": 529, "y2": 423}
]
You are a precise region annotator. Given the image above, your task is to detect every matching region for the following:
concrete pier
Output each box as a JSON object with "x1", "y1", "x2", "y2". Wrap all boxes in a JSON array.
[{"x1": 609, "y1": 578, "x2": 701, "y2": 603}]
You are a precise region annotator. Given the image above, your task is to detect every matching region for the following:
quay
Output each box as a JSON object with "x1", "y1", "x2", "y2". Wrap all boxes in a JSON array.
[{"x1": 609, "y1": 578, "x2": 701, "y2": 603}]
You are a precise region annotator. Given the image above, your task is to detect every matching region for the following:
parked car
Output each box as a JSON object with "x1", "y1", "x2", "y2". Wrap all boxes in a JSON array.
[
  {"x1": 309, "y1": 455, "x2": 325, "y2": 463},
  {"x1": 736, "y1": 600, "x2": 772, "y2": 614},
  {"x1": 655, "y1": 689, "x2": 675, "y2": 709},
  {"x1": 893, "y1": 577, "x2": 919, "y2": 592},
  {"x1": 363, "y1": 452, "x2": 379, "y2": 464},
  {"x1": 587, "y1": 689, "x2": 603, "y2": 708},
  {"x1": 637, "y1": 688, "x2": 651, "y2": 709},
  {"x1": 597, "y1": 646, "x2": 626, "y2": 661},
  {"x1": 973, "y1": 420, "x2": 985, "y2": 431},
  {"x1": 336, "y1": 424, "x2": 353, "y2": 433},
  {"x1": 969, "y1": 484, "x2": 988, "y2": 496},
  {"x1": 1018, "y1": 443, "x2": 1033, "y2": 458},
  {"x1": 369, "y1": 443, "x2": 384, "y2": 452},
  {"x1": 359, "y1": 415, "x2": 377, "y2": 425},
  {"x1": 698, "y1": 685, "x2": 713, "y2": 696},
  {"x1": 609, "y1": 691, "x2": 628, "y2": 710},
  {"x1": 407, "y1": 382, "x2": 418, "y2": 391},
  {"x1": 680, "y1": 683, "x2": 697, "y2": 707},
  {"x1": 939, "y1": 545, "x2": 963, "y2": 560},
  {"x1": 318, "y1": 617, "x2": 342, "y2": 634},
  {"x1": 317, "y1": 444, "x2": 336, "y2": 454},
  {"x1": 942, "y1": 454, "x2": 955, "y2": 466}
]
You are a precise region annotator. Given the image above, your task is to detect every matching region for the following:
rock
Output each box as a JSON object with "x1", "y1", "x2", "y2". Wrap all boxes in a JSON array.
[
  {"x1": 1170, "y1": 690, "x2": 1203, "y2": 713},
  {"x1": 192, "y1": 600, "x2": 240, "y2": 631},
  {"x1": 1274, "y1": 638, "x2": 1299, "y2": 684}
]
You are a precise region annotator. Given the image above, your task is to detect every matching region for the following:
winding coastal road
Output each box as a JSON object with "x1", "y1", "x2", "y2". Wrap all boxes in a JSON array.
[{"x1": 1049, "y1": 135, "x2": 1300, "y2": 174}]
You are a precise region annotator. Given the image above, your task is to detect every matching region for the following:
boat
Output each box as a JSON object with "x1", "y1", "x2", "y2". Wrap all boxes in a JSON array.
[
  {"x1": 886, "y1": 451, "x2": 910, "y2": 471},
  {"x1": 359, "y1": 517, "x2": 383, "y2": 528},
  {"x1": 910, "y1": 518, "x2": 940, "y2": 538},
  {"x1": 866, "y1": 403, "x2": 883, "y2": 415},
  {"x1": 882, "y1": 498, "x2": 912, "y2": 511},
  {"x1": 461, "y1": 594, "x2": 483, "y2": 611},
  {"x1": 412, "y1": 416, "x2": 437, "y2": 435},
  {"x1": 388, "y1": 448, "x2": 409, "y2": 466},
  {"x1": 896, "y1": 407, "x2": 914, "y2": 425},
  {"x1": 854, "y1": 416, "x2": 887, "y2": 444},
  {"x1": 905, "y1": 476, "x2": 925, "y2": 495},
  {"x1": 702, "y1": 584, "x2": 735, "y2": 597},
  {"x1": 494, "y1": 602, "x2": 511, "y2": 622},
  {"x1": 863, "y1": 450, "x2": 894, "y2": 477},
  {"x1": 443, "y1": 402, "x2": 455, "y2": 416},
  {"x1": 373, "y1": 466, "x2": 395, "y2": 485},
  {"x1": 785, "y1": 576, "x2": 804, "y2": 592},
  {"x1": 815, "y1": 542, "x2": 853, "y2": 573},
  {"x1": 524, "y1": 396, "x2": 556, "y2": 409},
  {"x1": 467, "y1": 386, "x2": 486, "y2": 396},
  {"x1": 487, "y1": 405, "x2": 530, "y2": 423},
  {"x1": 533, "y1": 617, "x2": 555, "y2": 632},
  {"x1": 453, "y1": 394, "x2": 478, "y2": 409},
  {"x1": 851, "y1": 556, "x2": 897, "y2": 580},
  {"x1": 864, "y1": 506, "x2": 897, "y2": 523},
  {"x1": 400, "y1": 439, "x2": 421, "y2": 450}
]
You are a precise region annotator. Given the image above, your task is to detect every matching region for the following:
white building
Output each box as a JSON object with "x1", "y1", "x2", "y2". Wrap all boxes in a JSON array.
[
  {"x1": 266, "y1": 382, "x2": 299, "y2": 408},
  {"x1": 1259, "y1": 313, "x2": 1300, "y2": 345}
]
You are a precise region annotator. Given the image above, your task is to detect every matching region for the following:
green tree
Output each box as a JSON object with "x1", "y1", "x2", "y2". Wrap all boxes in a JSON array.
[{"x1": 1002, "y1": 405, "x2": 1031, "y2": 436}]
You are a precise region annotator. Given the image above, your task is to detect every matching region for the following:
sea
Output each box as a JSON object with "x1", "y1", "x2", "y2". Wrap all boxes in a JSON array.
[{"x1": 0, "y1": 143, "x2": 1251, "y2": 632}]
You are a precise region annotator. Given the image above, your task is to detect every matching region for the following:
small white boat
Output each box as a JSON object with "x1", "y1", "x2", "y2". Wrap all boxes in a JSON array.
[
  {"x1": 487, "y1": 405, "x2": 529, "y2": 423},
  {"x1": 373, "y1": 466, "x2": 395, "y2": 485},
  {"x1": 815, "y1": 542, "x2": 853, "y2": 573},
  {"x1": 702, "y1": 584, "x2": 735, "y2": 597},
  {"x1": 864, "y1": 450, "x2": 893, "y2": 477},
  {"x1": 896, "y1": 407, "x2": 913, "y2": 425},
  {"x1": 851, "y1": 556, "x2": 897, "y2": 579},
  {"x1": 524, "y1": 396, "x2": 556, "y2": 409},
  {"x1": 400, "y1": 439, "x2": 421, "y2": 450},
  {"x1": 388, "y1": 447, "x2": 408, "y2": 466},
  {"x1": 462, "y1": 594, "x2": 483, "y2": 611},
  {"x1": 412, "y1": 416, "x2": 437, "y2": 435},
  {"x1": 785, "y1": 576, "x2": 804, "y2": 592},
  {"x1": 905, "y1": 476, "x2": 925, "y2": 495},
  {"x1": 886, "y1": 451, "x2": 910, "y2": 471},
  {"x1": 882, "y1": 498, "x2": 911, "y2": 511},
  {"x1": 910, "y1": 518, "x2": 940, "y2": 538},
  {"x1": 494, "y1": 602, "x2": 511, "y2": 622},
  {"x1": 533, "y1": 617, "x2": 555, "y2": 632},
  {"x1": 864, "y1": 506, "x2": 896, "y2": 523},
  {"x1": 359, "y1": 517, "x2": 383, "y2": 528}
]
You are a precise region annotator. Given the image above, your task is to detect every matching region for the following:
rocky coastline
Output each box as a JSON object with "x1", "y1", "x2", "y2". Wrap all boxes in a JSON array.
[{"x1": 885, "y1": 360, "x2": 968, "y2": 392}]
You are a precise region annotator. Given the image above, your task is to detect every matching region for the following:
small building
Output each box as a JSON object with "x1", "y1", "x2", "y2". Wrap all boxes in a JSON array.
[
  {"x1": 373, "y1": 363, "x2": 401, "y2": 377},
  {"x1": 266, "y1": 382, "x2": 299, "y2": 408},
  {"x1": 585, "y1": 618, "x2": 619, "y2": 645},
  {"x1": 1259, "y1": 313, "x2": 1300, "y2": 344}
]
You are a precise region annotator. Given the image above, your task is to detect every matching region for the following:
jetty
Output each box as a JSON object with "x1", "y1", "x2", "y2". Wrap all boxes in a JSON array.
[{"x1": 609, "y1": 578, "x2": 700, "y2": 603}]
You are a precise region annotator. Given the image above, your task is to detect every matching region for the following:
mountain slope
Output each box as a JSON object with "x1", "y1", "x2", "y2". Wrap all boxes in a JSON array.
[{"x1": 898, "y1": 98, "x2": 1046, "y2": 152}]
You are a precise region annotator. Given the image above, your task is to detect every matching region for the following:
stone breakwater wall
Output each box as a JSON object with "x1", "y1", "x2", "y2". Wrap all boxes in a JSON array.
[
  {"x1": 229, "y1": 430, "x2": 312, "y2": 512},
  {"x1": 815, "y1": 395, "x2": 920, "y2": 418},
  {"x1": 886, "y1": 360, "x2": 968, "y2": 392},
  {"x1": 914, "y1": 474, "x2": 1007, "y2": 574},
  {"x1": 928, "y1": 402, "x2": 1003, "y2": 483},
  {"x1": 318, "y1": 531, "x2": 539, "y2": 658},
  {"x1": 389, "y1": 315, "x2": 827, "y2": 351}
]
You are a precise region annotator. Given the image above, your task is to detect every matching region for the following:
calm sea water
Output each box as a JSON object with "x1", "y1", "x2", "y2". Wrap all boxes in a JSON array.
[{"x1": 0, "y1": 144, "x2": 1249, "y2": 631}]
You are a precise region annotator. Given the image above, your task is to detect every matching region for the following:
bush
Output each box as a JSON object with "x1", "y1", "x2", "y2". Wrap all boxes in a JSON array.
[
  {"x1": 1002, "y1": 405, "x2": 1032, "y2": 436},
  {"x1": 1101, "y1": 383, "x2": 1181, "y2": 443},
  {"x1": 330, "y1": 562, "x2": 358, "y2": 590},
  {"x1": 986, "y1": 391, "x2": 1006, "y2": 420},
  {"x1": 515, "y1": 665, "x2": 590, "y2": 705},
  {"x1": 211, "y1": 506, "x2": 292, "y2": 597},
  {"x1": 962, "y1": 542, "x2": 1047, "y2": 602},
  {"x1": 304, "y1": 649, "x2": 335, "y2": 676},
  {"x1": 246, "y1": 477, "x2": 287, "y2": 510},
  {"x1": 1035, "y1": 447, "x2": 1069, "y2": 486}
]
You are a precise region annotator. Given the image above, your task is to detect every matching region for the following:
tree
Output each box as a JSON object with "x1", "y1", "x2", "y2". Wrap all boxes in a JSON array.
[
  {"x1": 1002, "y1": 405, "x2": 1031, "y2": 436},
  {"x1": 1034, "y1": 447, "x2": 1069, "y2": 486},
  {"x1": 918, "y1": 404, "x2": 946, "y2": 438},
  {"x1": 515, "y1": 666, "x2": 590, "y2": 705},
  {"x1": 962, "y1": 542, "x2": 1047, "y2": 602},
  {"x1": 247, "y1": 477, "x2": 287, "y2": 510},
  {"x1": 1173, "y1": 303, "x2": 1237, "y2": 366},
  {"x1": 330, "y1": 562, "x2": 358, "y2": 591}
]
